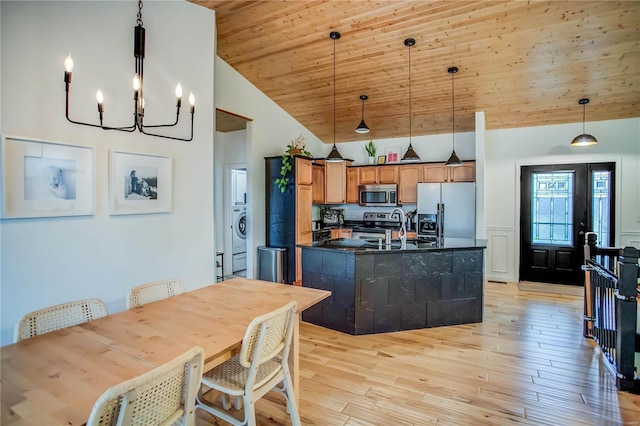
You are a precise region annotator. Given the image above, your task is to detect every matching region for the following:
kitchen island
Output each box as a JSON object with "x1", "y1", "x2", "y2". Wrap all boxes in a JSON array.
[{"x1": 298, "y1": 238, "x2": 486, "y2": 335}]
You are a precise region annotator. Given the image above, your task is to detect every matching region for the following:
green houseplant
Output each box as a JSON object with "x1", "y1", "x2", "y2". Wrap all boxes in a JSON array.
[
  {"x1": 365, "y1": 140, "x2": 377, "y2": 164},
  {"x1": 275, "y1": 136, "x2": 311, "y2": 193}
]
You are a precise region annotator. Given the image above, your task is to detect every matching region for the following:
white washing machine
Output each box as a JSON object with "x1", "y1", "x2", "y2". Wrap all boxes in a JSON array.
[{"x1": 232, "y1": 205, "x2": 247, "y2": 272}]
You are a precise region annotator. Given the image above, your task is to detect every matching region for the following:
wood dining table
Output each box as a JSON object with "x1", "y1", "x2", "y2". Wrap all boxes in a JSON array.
[{"x1": 1, "y1": 278, "x2": 331, "y2": 425}]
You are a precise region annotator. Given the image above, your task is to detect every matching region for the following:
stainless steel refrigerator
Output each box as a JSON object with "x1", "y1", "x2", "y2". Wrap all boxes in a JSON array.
[{"x1": 416, "y1": 182, "x2": 476, "y2": 239}]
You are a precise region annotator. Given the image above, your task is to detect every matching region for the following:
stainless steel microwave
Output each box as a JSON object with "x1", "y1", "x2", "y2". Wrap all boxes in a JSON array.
[{"x1": 358, "y1": 184, "x2": 398, "y2": 207}]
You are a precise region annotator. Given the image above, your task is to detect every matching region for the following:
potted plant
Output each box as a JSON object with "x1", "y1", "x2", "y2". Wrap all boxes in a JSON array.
[
  {"x1": 275, "y1": 135, "x2": 312, "y2": 193},
  {"x1": 365, "y1": 140, "x2": 377, "y2": 164}
]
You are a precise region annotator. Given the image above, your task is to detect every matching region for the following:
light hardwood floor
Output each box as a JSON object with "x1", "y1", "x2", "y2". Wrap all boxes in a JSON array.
[{"x1": 196, "y1": 282, "x2": 640, "y2": 425}]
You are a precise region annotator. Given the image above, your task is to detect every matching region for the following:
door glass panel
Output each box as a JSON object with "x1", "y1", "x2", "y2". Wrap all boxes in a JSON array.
[
  {"x1": 532, "y1": 172, "x2": 573, "y2": 245},
  {"x1": 592, "y1": 170, "x2": 611, "y2": 246}
]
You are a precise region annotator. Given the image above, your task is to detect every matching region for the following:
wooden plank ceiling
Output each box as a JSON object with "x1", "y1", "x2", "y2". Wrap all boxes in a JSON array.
[{"x1": 192, "y1": 0, "x2": 640, "y2": 144}]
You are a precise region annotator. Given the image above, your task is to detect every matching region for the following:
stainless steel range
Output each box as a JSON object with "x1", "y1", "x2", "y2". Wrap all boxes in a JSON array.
[{"x1": 351, "y1": 211, "x2": 403, "y2": 239}]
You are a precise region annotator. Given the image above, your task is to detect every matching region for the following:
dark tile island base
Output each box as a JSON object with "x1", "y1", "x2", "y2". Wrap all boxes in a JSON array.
[{"x1": 299, "y1": 239, "x2": 486, "y2": 335}]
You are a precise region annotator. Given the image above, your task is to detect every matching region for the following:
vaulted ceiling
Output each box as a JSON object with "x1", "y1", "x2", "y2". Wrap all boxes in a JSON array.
[{"x1": 192, "y1": 1, "x2": 639, "y2": 144}]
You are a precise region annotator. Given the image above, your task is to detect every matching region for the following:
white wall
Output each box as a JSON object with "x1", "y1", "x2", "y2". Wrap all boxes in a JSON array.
[
  {"x1": 484, "y1": 117, "x2": 640, "y2": 283},
  {"x1": 0, "y1": 1, "x2": 216, "y2": 346},
  {"x1": 214, "y1": 57, "x2": 325, "y2": 278}
]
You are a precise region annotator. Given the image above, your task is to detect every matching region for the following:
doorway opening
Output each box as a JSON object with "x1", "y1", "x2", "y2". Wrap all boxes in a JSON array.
[
  {"x1": 215, "y1": 109, "x2": 252, "y2": 280},
  {"x1": 519, "y1": 162, "x2": 615, "y2": 285}
]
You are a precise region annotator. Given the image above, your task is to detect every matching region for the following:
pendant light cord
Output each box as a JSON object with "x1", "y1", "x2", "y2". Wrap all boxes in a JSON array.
[
  {"x1": 582, "y1": 103, "x2": 586, "y2": 134},
  {"x1": 451, "y1": 69, "x2": 455, "y2": 150},
  {"x1": 408, "y1": 43, "x2": 412, "y2": 145},
  {"x1": 333, "y1": 35, "x2": 336, "y2": 145}
]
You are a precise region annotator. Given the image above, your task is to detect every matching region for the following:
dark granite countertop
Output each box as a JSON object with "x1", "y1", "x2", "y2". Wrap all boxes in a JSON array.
[{"x1": 298, "y1": 237, "x2": 487, "y2": 253}]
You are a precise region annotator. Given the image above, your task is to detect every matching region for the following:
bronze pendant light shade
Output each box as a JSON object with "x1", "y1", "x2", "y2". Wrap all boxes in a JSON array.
[
  {"x1": 402, "y1": 38, "x2": 421, "y2": 162},
  {"x1": 355, "y1": 95, "x2": 370, "y2": 133},
  {"x1": 445, "y1": 66, "x2": 463, "y2": 167},
  {"x1": 570, "y1": 98, "x2": 598, "y2": 147},
  {"x1": 326, "y1": 31, "x2": 345, "y2": 162}
]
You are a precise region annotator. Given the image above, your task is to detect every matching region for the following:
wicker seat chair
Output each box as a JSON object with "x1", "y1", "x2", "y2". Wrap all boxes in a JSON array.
[
  {"x1": 196, "y1": 301, "x2": 300, "y2": 426},
  {"x1": 87, "y1": 346, "x2": 204, "y2": 426},
  {"x1": 15, "y1": 298, "x2": 108, "y2": 342},
  {"x1": 126, "y1": 279, "x2": 185, "y2": 309}
]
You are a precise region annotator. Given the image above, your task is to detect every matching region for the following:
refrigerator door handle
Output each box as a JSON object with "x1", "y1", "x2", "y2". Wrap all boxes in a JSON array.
[{"x1": 437, "y1": 203, "x2": 444, "y2": 239}]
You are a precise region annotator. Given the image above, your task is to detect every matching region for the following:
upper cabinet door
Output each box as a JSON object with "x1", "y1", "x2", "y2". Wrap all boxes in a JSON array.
[
  {"x1": 296, "y1": 157, "x2": 313, "y2": 185},
  {"x1": 378, "y1": 166, "x2": 398, "y2": 183},
  {"x1": 398, "y1": 164, "x2": 421, "y2": 203},
  {"x1": 324, "y1": 161, "x2": 347, "y2": 204},
  {"x1": 359, "y1": 167, "x2": 378, "y2": 184},
  {"x1": 312, "y1": 165, "x2": 325, "y2": 204},
  {"x1": 422, "y1": 163, "x2": 448, "y2": 182},
  {"x1": 346, "y1": 168, "x2": 359, "y2": 203},
  {"x1": 449, "y1": 161, "x2": 476, "y2": 182}
]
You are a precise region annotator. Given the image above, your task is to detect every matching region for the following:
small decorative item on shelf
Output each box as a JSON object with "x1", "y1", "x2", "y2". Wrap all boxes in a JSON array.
[
  {"x1": 275, "y1": 135, "x2": 312, "y2": 193},
  {"x1": 365, "y1": 140, "x2": 377, "y2": 164},
  {"x1": 376, "y1": 155, "x2": 386, "y2": 165}
]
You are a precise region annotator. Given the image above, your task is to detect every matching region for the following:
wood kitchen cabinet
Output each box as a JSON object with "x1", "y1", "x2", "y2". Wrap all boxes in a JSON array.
[
  {"x1": 391, "y1": 230, "x2": 417, "y2": 239},
  {"x1": 296, "y1": 158, "x2": 313, "y2": 185},
  {"x1": 358, "y1": 165, "x2": 398, "y2": 184},
  {"x1": 331, "y1": 228, "x2": 352, "y2": 239},
  {"x1": 324, "y1": 161, "x2": 348, "y2": 204},
  {"x1": 398, "y1": 164, "x2": 421, "y2": 203},
  {"x1": 449, "y1": 161, "x2": 476, "y2": 182},
  {"x1": 422, "y1": 161, "x2": 475, "y2": 183},
  {"x1": 378, "y1": 166, "x2": 398, "y2": 183},
  {"x1": 312, "y1": 164, "x2": 325, "y2": 204},
  {"x1": 358, "y1": 166, "x2": 377, "y2": 184},
  {"x1": 346, "y1": 167, "x2": 359, "y2": 203},
  {"x1": 295, "y1": 183, "x2": 313, "y2": 285},
  {"x1": 265, "y1": 155, "x2": 313, "y2": 285}
]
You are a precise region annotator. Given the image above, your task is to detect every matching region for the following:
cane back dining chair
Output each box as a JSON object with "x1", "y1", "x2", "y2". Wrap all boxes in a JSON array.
[
  {"x1": 87, "y1": 346, "x2": 204, "y2": 426},
  {"x1": 127, "y1": 279, "x2": 185, "y2": 309},
  {"x1": 15, "y1": 298, "x2": 108, "y2": 342},
  {"x1": 196, "y1": 301, "x2": 300, "y2": 426}
]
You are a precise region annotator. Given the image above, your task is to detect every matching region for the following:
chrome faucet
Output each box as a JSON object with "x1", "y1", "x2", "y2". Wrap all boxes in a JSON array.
[{"x1": 390, "y1": 207, "x2": 407, "y2": 249}]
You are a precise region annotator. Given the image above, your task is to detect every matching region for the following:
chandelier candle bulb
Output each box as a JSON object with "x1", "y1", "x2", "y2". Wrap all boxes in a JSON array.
[
  {"x1": 175, "y1": 83, "x2": 183, "y2": 107},
  {"x1": 64, "y1": 54, "x2": 74, "y2": 72},
  {"x1": 63, "y1": 54, "x2": 73, "y2": 86},
  {"x1": 96, "y1": 89, "x2": 104, "y2": 124},
  {"x1": 189, "y1": 92, "x2": 195, "y2": 113}
]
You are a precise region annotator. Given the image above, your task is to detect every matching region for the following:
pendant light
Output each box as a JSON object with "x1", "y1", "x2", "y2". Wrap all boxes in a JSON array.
[
  {"x1": 355, "y1": 95, "x2": 370, "y2": 133},
  {"x1": 571, "y1": 98, "x2": 598, "y2": 146},
  {"x1": 326, "y1": 31, "x2": 344, "y2": 162},
  {"x1": 445, "y1": 66, "x2": 462, "y2": 167},
  {"x1": 401, "y1": 38, "x2": 421, "y2": 161}
]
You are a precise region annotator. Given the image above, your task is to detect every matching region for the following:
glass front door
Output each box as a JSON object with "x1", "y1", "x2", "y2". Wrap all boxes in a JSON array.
[{"x1": 520, "y1": 163, "x2": 614, "y2": 285}]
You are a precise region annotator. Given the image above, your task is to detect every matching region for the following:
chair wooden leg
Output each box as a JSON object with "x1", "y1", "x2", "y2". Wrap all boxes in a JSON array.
[
  {"x1": 282, "y1": 368, "x2": 301, "y2": 425},
  {"x1": 244, "y1": 395, "x2": 257, "y2": 426},
  {"x1": 221, "y1": 393, "x2": 231, "y2": 410},
  {"x1": 234, "y1": 395, "x2": 243, "y2": 410}
]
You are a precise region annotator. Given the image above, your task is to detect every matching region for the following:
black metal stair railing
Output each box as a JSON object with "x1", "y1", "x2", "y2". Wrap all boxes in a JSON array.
[{"x1": 582, "y1": 232, "x2": 640, "y2": 393}]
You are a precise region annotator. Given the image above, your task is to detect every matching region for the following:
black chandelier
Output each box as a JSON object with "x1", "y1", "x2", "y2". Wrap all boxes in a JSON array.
[{"x1": 64, "y1": 1, "x2": 195, "y2": 141}]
